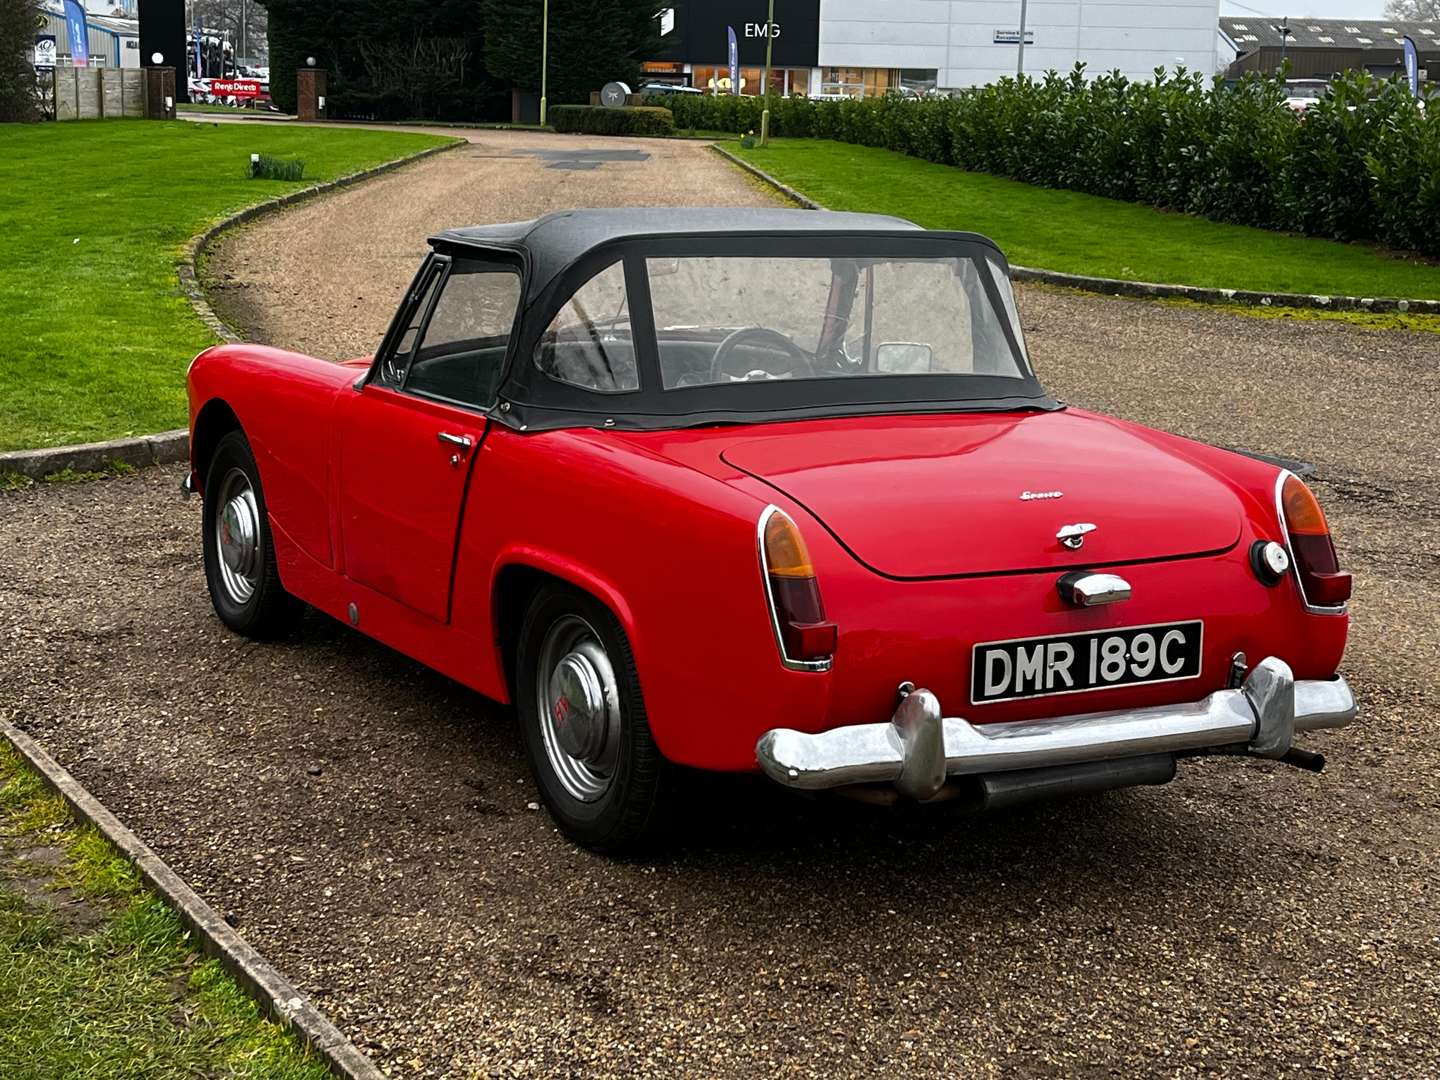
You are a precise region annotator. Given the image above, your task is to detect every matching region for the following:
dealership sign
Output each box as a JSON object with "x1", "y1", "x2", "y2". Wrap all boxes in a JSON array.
[
  {"x1": 684, "y1": 1, "x2": 819, "y2": 67},
  {"x1": 993, "y1": 30, "x2": 1035, "y2": 45},
  {"x1": 34, "y1": 34, "x2": 56, "y2": 69},
  {"x1": 206, "y1": 78, "x2": 263, "y2": 98}
]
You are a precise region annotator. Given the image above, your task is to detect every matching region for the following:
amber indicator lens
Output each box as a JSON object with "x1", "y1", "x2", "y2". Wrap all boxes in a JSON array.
[
  {"x1": 762, "y1": 510, "x2": 836, "y2": 662},
  {"x1": 763, "y1": 511, "x2": 815, "y2": 578},
  {"x1": 1281, "y1": 474, "x2": 1330, "y2": 536},
  {"x1": 1279, "y1": 475, "x2": 1351, "y2": 607}
]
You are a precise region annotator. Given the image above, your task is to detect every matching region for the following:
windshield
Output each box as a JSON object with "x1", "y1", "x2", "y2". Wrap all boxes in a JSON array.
[{"x1": 643, "y1": 255, "x2": 1027, "y2": 389}]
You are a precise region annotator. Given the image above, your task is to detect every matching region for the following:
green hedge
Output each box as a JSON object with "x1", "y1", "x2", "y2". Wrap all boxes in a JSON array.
[
  {"x1": 652, "y1": 67, "x2": 1440, "y2": 258},
  {"x1": 550, "y1": 104, "x2": 675, "y2": 137}
]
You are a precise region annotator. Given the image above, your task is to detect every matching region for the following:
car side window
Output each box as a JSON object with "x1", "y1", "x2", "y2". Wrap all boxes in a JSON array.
[
  {"x1": 403, "y1": 261, "x2": 522, "y2": 408},
  {"x1": 534, "y1": 261, "x2": 640, "y2": 393},
  {"x1": 380, "y1": 263, "x2": 443, "y2": 386}
]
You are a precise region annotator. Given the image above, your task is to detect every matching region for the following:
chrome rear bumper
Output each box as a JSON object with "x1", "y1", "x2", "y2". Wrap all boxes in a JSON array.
[{"x1": 755, "y1": 658, "x2": 1356, "y2": 801}]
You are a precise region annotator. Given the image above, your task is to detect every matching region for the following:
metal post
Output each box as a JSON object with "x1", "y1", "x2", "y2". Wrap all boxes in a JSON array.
[
  {"x1": 1016, "y1": 0, "x2": 1029, "y2": 77},
  {"x1": 539, "y1": 0, "x2": 549, "y2": 126},
  {"x1": 760, "y1": 0, "x2": 775, "y2": 146},
  {"x1": 1279, "y1": 16, "x2": 1289, "y2": 73}
]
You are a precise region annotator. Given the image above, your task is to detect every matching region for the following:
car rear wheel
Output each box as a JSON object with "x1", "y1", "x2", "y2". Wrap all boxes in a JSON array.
[
  {"x1": 201, "y1": 430, "x2": 301, "y2": 638},
  {"x1": 516, "y1": 584, "x2": 673, "y2": 850}
]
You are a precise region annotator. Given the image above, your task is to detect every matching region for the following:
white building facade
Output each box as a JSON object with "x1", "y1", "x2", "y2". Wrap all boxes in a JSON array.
[{"x1": 648, "y1": 1, "x2": 1222, "y2": 95}]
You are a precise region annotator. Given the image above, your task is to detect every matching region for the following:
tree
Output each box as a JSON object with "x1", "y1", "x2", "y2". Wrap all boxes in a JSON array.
[
  {"x1": 259, "y1": 0, "x2": 493, "y2": 115},
  {"x1": 0, "y1": 0, "x2": 41, "y2": 122},
  {"x1": 1385, "y1": 0, "x2": 1440, "y2": 19},
  {"x1": 186, "y1": 0, "x2": 270, "y2": 65},
  {"x1": 482, "y1": 0, "x2": 663, "y2": 105}
]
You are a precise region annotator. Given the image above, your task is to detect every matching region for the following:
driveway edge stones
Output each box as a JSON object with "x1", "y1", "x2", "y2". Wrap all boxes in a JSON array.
[
  {"x1": 1, "y1": 720, "x2": 386, "y2": 1080},
  {"x1": 0, "y1": 429, "x2": 190, "y2": 480},
  {"x1": 0, "y1": 140, "x2": 465, "y2": 481},
  {"x1": 711, "y1": 144, "x2": 1440, "y2": 316}
]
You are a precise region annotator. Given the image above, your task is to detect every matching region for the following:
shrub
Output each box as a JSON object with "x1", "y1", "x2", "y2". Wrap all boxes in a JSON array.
[
  {"x1": 327, "y1": 88, "x2": 411, "y2": 122},
  {"x1": 647, "y1": 70, "x2": 1440, "y2": 263},
  {"x1": 549, "y1": 104, "x2": 675, "y2": 137},
  {"x1": 249, "y1": 154, "x2": 305, "y2": 181}
]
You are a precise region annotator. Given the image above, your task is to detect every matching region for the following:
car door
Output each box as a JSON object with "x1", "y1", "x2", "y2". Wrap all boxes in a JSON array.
[{"x1": 337, "y1": 253, "x2": 522, "y2": 623}]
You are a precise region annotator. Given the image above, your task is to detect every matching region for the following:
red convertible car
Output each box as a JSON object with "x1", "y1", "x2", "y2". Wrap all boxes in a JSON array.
[{"x1": 186, "y1": 208, "x2": 1356, "y2": 849}]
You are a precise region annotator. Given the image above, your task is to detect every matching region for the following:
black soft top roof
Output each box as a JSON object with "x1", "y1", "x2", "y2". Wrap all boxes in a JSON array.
[
  {"x1": 432, "y1": 207, "x2": 924, "y2": 299},
  {"x1": 409, "y1": 208, "x2": 1053, "y2": 431}
]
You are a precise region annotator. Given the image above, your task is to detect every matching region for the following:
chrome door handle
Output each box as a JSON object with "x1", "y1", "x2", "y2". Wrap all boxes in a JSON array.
[{"x1": 437, "y1": 431, "x2": 473, "y2": 449}]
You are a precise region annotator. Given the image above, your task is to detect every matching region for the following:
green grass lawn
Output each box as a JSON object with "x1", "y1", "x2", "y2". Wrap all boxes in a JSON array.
[
  {"x1": 0, "y1": 119, "x2": 456, "y2": 452},
  {"x1": 731, "y1": 139, "x2": 1440, "y2": 301},
  {"x1": 0, "y1": 744, "x2": 329, "y2": 1079}
]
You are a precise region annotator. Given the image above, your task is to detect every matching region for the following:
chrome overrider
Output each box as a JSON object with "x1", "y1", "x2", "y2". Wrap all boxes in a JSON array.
[{"x1": 755, "y1": 658, "x2": 1356, "y2": 801}]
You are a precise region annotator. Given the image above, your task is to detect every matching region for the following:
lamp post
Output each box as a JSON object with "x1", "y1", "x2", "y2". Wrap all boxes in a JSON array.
[
  {"x1": 760, "y1": 0, "x2": 775, "y2": 146},
  {"x1": 1274, "y1": 16, "x2": 1293, "y2": 74},
  {"x1": 1016, "y1": 0, "x2": 1029, "y2": 77},
  {"x1": 539, "y1": 0, "x2": 549, "y2": 126}
]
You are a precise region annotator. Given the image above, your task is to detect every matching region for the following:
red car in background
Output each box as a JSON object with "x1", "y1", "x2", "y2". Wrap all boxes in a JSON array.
[{"x1": 185, "y1": 209, "x2": 1355, "y2": 850}]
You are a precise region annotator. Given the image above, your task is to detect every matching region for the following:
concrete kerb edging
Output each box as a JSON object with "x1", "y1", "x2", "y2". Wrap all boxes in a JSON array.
[
  {"x1": 0, "y1": 139, "x2": 465, "y2": 481},
  {"x1": 0, "y1": 430, "x2": 190, "y2": 480},
  {"x1": 711, "y1": 144, "x2": 1440, "y2": 317},
  {"x1": 1, "y1": 720, "x2": 385, "y2": 1080}
]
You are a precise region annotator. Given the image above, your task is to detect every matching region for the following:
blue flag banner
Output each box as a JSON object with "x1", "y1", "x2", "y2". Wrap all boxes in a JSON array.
[
  {"x1": 63, "y1": 0, "x2": 88, "y2": 68},
  {"x1": 727, "y1": 25, "x2": 739, "y2": 95},
  {"x1": 1402, "y1": 36, "x2": 1419, "y2": 99}
]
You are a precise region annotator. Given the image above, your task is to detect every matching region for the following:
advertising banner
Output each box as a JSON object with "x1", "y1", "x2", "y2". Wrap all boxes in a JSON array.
[
  {"x1": 63, "y1": 0, "x2": 88, "y2": 67},
  {"x1": 1402, "y1": 36, "x2": 1419, "y2": 99},
  {"x1": 206, "y1": 78, "x2": 262, "y2": 98},
  {"x1": 727, "y1": 25, "x2": 738, "y2": 94},
  {"x1": 34, "y1": 35, "x2": 57, "y2": 69}
]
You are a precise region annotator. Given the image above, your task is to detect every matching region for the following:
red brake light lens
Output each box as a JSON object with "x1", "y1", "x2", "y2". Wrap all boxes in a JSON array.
[
  {"x1": 761, "y1": 509, "x2": 837, "y2": 666},
  {"x1": 1279, "y1": 474, "x2": 1351, "y2": 608}
]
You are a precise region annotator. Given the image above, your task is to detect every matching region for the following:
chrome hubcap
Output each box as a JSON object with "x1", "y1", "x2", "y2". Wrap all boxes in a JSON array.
[
  {"x1": 214, "y1": 468, "x2": 260, "y2": 605},
  {"x1": 536, "y1": 615, "x2": 620, "y2": 802}
]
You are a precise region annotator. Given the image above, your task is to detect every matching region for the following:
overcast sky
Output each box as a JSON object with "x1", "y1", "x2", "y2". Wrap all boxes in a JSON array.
[{"x1": 1219, "y1": 1, "x2": 1389, "y2": 16}]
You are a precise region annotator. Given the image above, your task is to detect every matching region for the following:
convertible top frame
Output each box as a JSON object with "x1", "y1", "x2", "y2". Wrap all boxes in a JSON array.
[{"x1": 364, "y1": 209, "x2": 1060, "y2": 433}]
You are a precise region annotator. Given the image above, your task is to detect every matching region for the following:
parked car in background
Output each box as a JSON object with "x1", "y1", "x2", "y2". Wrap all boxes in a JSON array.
[
  {"x1": 1283, "y1": 79, "x2": 1330, "y2": 111},
  {"x1": 639, "y1": 82, "x2": 703, "y2": 96},
  {"x1": 185, "y1": 208, "x2": 1356, "y2": 850}
]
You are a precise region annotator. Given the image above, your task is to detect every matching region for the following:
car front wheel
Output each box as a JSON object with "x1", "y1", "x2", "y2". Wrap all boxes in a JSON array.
[
  {"x1": 201, "y1": 430, "x2": 301, "y2": 638},
  {"x1": 516, "y1": 584, "x2": 673, "y2": 851}
]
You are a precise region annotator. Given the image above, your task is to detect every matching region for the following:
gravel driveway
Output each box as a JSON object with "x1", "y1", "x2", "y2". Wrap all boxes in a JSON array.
[
  {"x1": 3, "y1": 133, "x2": 1438, "y2": 1077},
  {"x1": 204, "y1": 127, "x2": 780, "y2": 358}
]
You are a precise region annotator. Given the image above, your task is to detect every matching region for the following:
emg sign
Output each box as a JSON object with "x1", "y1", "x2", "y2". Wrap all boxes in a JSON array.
[{"x1": 683, "y1": 1, "x2": 819, "y2": 66}]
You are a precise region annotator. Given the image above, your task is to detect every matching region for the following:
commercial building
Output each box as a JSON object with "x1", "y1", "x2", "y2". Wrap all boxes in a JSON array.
[
  {"x1": 37, "y1": 1, "x2": 141, "y2": 68},
  {"x1": 1220, "y1": 18, "x2": 1438, "y2": 81},
  {"x1": 646, "y1": 0, "x2": 1222, "y2": 96}
]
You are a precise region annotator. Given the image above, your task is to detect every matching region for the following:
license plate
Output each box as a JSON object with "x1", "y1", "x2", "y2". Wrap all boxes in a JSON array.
[{"x1": 970, "y1": 620, "x2": 1203, "y2": 706}]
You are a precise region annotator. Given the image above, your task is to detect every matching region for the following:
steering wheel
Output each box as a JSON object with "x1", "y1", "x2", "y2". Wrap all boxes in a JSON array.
[{"x1": 709, "y1": 327, "x2": 816, "y2": 384}]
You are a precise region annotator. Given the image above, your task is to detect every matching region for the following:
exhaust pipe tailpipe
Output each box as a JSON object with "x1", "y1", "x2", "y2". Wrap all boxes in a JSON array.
[{"x1": 970, "y1": 754, "x2": 1177, "y2": 813}]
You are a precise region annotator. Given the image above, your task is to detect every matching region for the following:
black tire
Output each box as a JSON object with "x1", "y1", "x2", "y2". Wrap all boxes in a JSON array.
[
  {"x1": 201, "y1": 430, "x2": 302, "y2": 639},
  {"x1": 516, "y1": 584, "x2": 674, "y2": 851}
]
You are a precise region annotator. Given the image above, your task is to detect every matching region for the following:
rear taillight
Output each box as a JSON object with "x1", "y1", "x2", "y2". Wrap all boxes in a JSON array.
[
  {"x1": 759, "y1": 506, "x2": 836, "y2": 670},
  {"x1": 1278, "y1": 473, "x2": 1351, "y2": 610}
]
